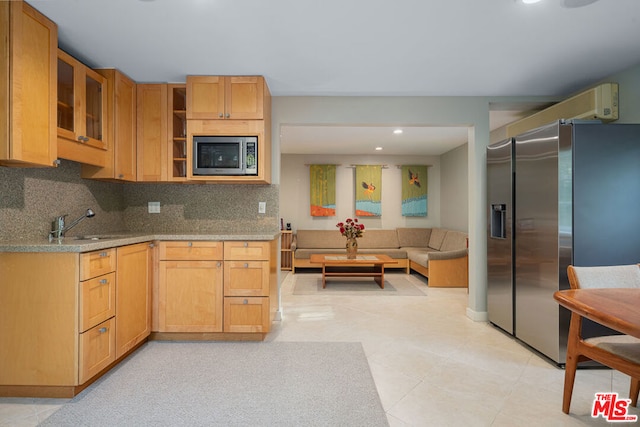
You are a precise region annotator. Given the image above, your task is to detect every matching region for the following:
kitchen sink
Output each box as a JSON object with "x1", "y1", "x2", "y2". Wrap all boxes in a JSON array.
[{"x1": 72, "y1": 234, "x2": 128, "y2": 241}]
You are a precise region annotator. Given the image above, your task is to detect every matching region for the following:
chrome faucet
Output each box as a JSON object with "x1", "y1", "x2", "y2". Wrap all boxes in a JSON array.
[{"x1": 49, "y1": 208, "x2": 95, "y2": 242}]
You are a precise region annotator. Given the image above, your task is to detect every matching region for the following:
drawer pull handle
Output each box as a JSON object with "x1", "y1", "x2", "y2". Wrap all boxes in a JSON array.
[
  {"x1": 217, "y1": 262, "x2": 222, "y2": 268},
  {"x1": 188, "y1": 242, "x2": 193, "y2": 247},
  {"x1": 99, "y1": 279, "x2": 108, "y2": 285},
  {"x1": 98, "y1": 327, "x2": 108, "y2": 334},
  {"x1": 244, "y1": 263, "x2": 249, "y2": 268},
  {"x1": 243, "y1": 242, "x2": 248, "y2": 247},
  {"x1": 99, "y1": 252, "x2": 108, "y2": 257},
  {"x1": 243, "y1": 299, "x2": 248, "y2": 304}
]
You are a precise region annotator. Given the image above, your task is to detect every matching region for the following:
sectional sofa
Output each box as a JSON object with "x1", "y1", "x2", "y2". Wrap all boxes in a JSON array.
[{"x1": 290, "y1": 227, "x2": 468, "y2": 287}]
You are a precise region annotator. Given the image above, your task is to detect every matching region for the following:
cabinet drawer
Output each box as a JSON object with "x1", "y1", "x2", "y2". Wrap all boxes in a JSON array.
[
  {"x1": 80, "y1": 248, "x2": 116, "y2": 280},
  {"x1": 158, "y1": 241, "x2": 223, "y2": 261},
  {"x1": 223, "y1": 297, "x2": 270, "y2": 333},
  {"x1": 79, "y1": 272, "x2": 116, "y2": 332},
  {"x1": 79, "y1": 317, "x2": 116, "y2": 384},
  {"x1": 223, "y1": 241, "x2": 269, "y2": 260},
  {"x1": 224, "y1": 261, "x2": 269, "y2": 296}
]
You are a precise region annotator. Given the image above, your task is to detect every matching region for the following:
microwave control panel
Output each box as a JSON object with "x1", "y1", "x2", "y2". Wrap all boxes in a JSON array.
[{"x1": 245, "y1": 138, "x2": 257, "y2": 174}]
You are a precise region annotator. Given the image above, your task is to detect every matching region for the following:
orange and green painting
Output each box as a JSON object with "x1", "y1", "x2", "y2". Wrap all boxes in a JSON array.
[
  {"x1": 310, "y1": 164, "x2": 336, "y2": 216},
  {"x1": 401, "y1": 165, "x2": 427, "y2": 216},
  {"x1": 355, "y1": 165, "x2": 382, "y2": 217}
]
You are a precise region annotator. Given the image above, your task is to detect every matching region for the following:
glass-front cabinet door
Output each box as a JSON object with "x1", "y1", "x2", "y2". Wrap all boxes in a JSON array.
[
  {"x1": 57, "y1": 49, "x2": 107, "y2": 151},
  {"x1": 84, "y1": 70, "x2": 104, "y2": 143},
  {"x1": 57, "y1": 57, "x2": 75, "y2": 133}
]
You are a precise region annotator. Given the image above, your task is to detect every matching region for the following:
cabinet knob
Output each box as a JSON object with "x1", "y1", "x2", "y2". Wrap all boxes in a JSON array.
[
  {"x1": 244, "y1": 263, "x2": 249, "y2": 268},
  {"x1": 188, "y1": 242, "x2": 193, "y2": 247},
  {"x1": 99, "y1": 279, "x2": 108, "y2": 285},
  {"x1": 243, "y1": 299, "x2": 248, "y2": 305},
  {"x1": 217, "y1": 262, "x2": 222, "y2": 268},
  {"x1": 243, "y1": 242, "x2": 248, "y2": 247},
  {"x1": 118, "y1": 174, "x2": 124, "y2": 179},
  {"x1": 149, "y1": 243, "x2": 155, "y2": 248},
  {"x1": 98, "y1": 327, "x2": 108, "y2": 334},
  {"x1": 99, "y1": 252, "x2": 108, "y2": 257},
  {"x1": 225, "y1": 113, "x2": 230, "y2": 118},
  {"x1": 218, "y1": 113, "x2": 223, "y2": 118}
]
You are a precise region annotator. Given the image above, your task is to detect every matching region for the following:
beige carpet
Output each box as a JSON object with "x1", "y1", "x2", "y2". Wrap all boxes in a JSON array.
[
  {"x1": 39, "y1": 341, "x2": 388, "y2": 427},
  {"x1": 292, "y1": 272, "x2": 428, "y2": 296}
]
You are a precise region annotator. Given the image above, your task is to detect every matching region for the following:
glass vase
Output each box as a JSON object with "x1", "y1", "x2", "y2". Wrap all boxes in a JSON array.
[{"x1": 346, "y1": 238, "x2": 358, "y2": 259}]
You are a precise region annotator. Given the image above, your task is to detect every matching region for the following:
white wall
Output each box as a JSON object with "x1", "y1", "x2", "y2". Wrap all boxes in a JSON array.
[
  {"x1": 440, "y1": 143, "x2": 469, "y2": 232},
  {"x1": 280, "y1": 153, "x2": 440, "y2": 231}
]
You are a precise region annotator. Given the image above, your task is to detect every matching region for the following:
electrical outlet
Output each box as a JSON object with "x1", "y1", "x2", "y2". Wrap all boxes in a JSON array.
[
  {"x1": 258, "y1": 202, "x2": 266, "y2": 214},
  {"x1": 148, "y1": 201, "x2": 161, "y2": 214}
]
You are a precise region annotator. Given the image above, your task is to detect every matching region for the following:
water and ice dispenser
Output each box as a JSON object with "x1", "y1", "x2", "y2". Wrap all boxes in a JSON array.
[{"x1": 490, "y1": 204, "x2": 507, "y2": 239}]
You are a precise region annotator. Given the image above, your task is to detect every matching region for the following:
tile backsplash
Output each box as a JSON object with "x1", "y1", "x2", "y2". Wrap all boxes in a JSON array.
[{"x1": 0, "y1": 160, "x2": 279, "y2": 241}]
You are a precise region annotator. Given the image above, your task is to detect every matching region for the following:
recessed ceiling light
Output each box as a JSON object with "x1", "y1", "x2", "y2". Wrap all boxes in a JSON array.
[
  {"x1": 375, "y1": 147, "x2": 383, "y2": 151},
  {"x1": 521, "y1": 0, "x2": 542, "y2": 4},
  {"x1": 393, "y1": 129, "x2": 403, "y2": 134}
]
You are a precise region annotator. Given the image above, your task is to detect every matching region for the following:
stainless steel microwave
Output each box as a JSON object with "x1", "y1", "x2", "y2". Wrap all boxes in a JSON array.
[{"x1": 192, "y1": 136, "x2": 257, "y2": 176}]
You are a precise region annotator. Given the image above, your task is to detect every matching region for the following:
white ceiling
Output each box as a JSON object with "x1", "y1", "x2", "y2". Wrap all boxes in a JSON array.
[{"x1": 29, "y1": 0, "x2": 640, "y2": 155}]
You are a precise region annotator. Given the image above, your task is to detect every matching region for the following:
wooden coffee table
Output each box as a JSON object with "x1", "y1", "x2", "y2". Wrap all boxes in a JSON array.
[{"x1": 309, "y1": 254, "x2": 397, "y2": 289}]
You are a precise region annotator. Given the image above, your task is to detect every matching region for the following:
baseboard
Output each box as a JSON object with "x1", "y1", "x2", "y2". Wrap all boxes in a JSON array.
[{"x1": 466, "y1": 307, "x2": 489, "y2": 322}]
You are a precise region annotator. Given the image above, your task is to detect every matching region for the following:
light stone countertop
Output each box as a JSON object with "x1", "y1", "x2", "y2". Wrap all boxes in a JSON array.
[{"x1": 0, "y1": 232, "x2": 281, "y2": 253}]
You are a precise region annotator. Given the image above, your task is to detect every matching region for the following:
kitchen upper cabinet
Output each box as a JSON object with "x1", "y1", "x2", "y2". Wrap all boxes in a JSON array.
[
  {"x1": 186, "y1": 76, "x2": 269, "y2": 120},
  {"x1": 115, "y1": 243, "x2": 151, "y2": 358},
  {"x1": 56, "y1": 49, "x2": 108, "y2": 167},
  {"x1": 0, "y1": 1, "x2": 57, "y2": 168},
  {"x1": 137, "y1": 84, "x2": 168, "y2": 181},
  {"x1": 82, "y1": 69, "x2": 137, "y2": 181}
]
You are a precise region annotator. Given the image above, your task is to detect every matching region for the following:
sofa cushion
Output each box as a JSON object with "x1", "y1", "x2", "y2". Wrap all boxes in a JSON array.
[
  {"x1": 405, "y1": 248, "x2": 438, "y2": 267},
  {"x1": 428, "y1": 228, "x2": 447, "y2": 250},
  {"x1": 295, "y1": 230, "x2": 345, "y2": 249},
  {"x1": 357, "y1": 229, "x2": 400, "y2": 249},
  {"x1": 396, "y1": 228, "x2": 432, "y2": 248},
  {"x1": 440, "y1": 230, "x2": 468, "y2": 252}
]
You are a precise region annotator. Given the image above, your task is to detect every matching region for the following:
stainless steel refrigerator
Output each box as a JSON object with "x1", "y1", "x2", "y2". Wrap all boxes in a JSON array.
[{"x1": 487, "y1": 120, "x2": 640, "y2": 365}]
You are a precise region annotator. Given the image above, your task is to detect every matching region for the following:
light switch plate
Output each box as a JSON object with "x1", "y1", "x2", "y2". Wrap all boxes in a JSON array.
[
  {"x1": 148, "y1": 201, "x2": 161, "y2": 214},
  {"x1": 258, "y1": 202, "x2": 266, "y2": 214}
]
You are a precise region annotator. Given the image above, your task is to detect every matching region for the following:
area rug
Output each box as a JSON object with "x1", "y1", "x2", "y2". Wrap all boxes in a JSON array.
[
  {"x1": 39, "y1": 341, "x2": 388, "y2": 427},
  {"x1": 292, "y1": 273, "x2": 428, "y2": 296}
]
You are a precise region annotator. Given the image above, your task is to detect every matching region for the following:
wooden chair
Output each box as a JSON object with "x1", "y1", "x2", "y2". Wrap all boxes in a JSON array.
[{"x1": 563, "y1": 264, "x2": 640, "y2": 414}]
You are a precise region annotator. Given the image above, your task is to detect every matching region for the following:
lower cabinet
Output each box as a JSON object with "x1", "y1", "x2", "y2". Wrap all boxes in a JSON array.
[
  {"x1": 158, "y1": 260, "x2": 224, "y2": 332},
  {"x1": 156, "y1": 240, "x2": 275, "y2": 335},
  {"x1": 115, "y1": 242, "x2": 152, "y2": 358},
  {"x1": 0, "y1": 243, "x2": 151, "y2": 397}
]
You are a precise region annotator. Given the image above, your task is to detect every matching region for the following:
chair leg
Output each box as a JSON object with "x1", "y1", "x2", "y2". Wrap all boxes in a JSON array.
[
  {"x1": 630, "y1": 378, "x2": 639, "y2": 407},
  {"x1": 562, "y1": 314, "x2": 582, "y2": 414}
]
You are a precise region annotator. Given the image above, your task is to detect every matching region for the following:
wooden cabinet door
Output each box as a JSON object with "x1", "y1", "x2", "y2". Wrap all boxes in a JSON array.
[
  {"x1": 79, "y1": 317, "x2": 116, "y2": 384},
  {"x1": 225, "y1": 76, "x2": 264, "y2": 120},
  {"x1": 223, "y1": 297, "x2": 270, "y2": 333},
  {"x1": 224, "y1": 261, "x2": 269, "y2": 296},
  {"x1": 112, "y1": 70, "x2": 137, "y2": 180},
  {"x1": 158, "y1": 260, "x2": 223, "y2": 332},
  {"x1": 136, "y1": 84, "x2": 168, "y2": 181},
  {"x1": 0, "y1": 1, "x2": 57, "y2": 168},
  {"x1": 186, "y1": 76, "x2": 225, "y2": 120},
  {"x1": 115, "y1": 242, "x2": 151, "y2": 358}
]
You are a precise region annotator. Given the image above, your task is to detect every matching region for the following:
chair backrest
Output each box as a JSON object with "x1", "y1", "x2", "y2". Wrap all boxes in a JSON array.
[{"x1": 567, "y1": 264, "x2": 640, "y2": 289}]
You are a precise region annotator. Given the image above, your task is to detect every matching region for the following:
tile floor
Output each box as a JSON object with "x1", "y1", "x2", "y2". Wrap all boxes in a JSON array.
[{"x1": 2, "y1": 271, "x2": 639, "y2": 426}]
